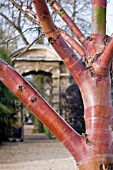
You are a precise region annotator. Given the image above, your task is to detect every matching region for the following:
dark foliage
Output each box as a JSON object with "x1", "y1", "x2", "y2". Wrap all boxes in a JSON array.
[{"x1": 0, "y1": 49, "x2": 17, "y2": 141}]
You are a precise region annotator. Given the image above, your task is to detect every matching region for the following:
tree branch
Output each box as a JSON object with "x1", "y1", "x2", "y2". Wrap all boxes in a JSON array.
[
  {"x1": 0, "y1": 59, "x2": 86, "y2": 163},
  {"x1": 59, "y1": 29, "x2": 85, "y2": 59},
  {"x1": 17, "y1": 3, "x2": 22, "y2": 28},
  {"x1": 90, "y1": 0, "x2": 106, "y2": 35},
  {"x1": 11, "y1": 34, "x2": 44, "y2": 61},
  {"x1": 0, "y1": 12, "x2": 18, "y2": 30},
  {"x1": 0, "y1": 12, "x2": 29, "y2": 45},
  {"x1": 32, "y1": 0, "x2": 85, "y2": 85},
  {"x1": 8, "y1": 0, "x2": 40, "y2": 26},
  {"x1": 47, "y1": 0, "x2": 86, "y2": 44},
  {"x1": 100, "y1": 38, "x2": 113, "y2": 68}
]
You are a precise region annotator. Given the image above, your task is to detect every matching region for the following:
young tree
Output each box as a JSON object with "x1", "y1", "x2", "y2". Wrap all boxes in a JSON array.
[{"x1": 0, "y1": 0, "x2": 113, "y2": 169}]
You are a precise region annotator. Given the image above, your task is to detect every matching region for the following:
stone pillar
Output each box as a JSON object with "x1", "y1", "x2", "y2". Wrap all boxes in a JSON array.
[
  {"x1": 51, "y1": 68, "x2": 60, "y2": 113},
  {"x1": 59, "y1": 62, "x2": 70, "y2": 118}
]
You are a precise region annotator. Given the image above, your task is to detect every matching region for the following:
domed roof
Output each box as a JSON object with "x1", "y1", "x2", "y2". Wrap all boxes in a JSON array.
[{"x1": 11, "y1": 44, "x2": 61, "y2": 62}]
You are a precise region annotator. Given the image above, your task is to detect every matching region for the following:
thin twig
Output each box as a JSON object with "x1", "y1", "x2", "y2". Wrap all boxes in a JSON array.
[
  {"x1": 0, "y1": 27, "x2": 39, "y2": 47},
  {"x1": 11, "y1": 33, "x2": 44, "y2": 61},
  {"x1": 9, "y1": 0, "x2": 40, "y2": 26}
]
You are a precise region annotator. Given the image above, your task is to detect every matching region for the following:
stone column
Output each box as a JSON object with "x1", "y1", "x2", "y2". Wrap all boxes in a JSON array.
[{"x1": 51, "y1": 68, "x2": 60, "y2": 113}]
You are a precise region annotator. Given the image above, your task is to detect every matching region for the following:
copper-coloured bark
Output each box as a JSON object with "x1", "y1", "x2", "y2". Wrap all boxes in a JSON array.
[
  {"x1": 33, "y1": 0, "x2": 85, "y2": 86},
  {"x1": 0, "y1": 59, "x2": 86, "y2": 163},
  {"x1": 33, "y1": 0, "x2": 57, "y2": 39},
  {"x1": 100, "y1": 38, "x2": 113, "y2": 68},
  {"x1": 91, "y1": 0, "x2": 106, "y2": 7},
  {"x1": 79, "y1": 155, "x2": 113, "y2": 170},
  {"x1": 59, "y1": 29, "x2": 85, "y2": 59},
  {"x1": 50, "y1": 36, "x2": 85, "y2": 83},
  {"x1": 48, "y1": 0, "x2": 86, "y2": 43},
  {"x1": 78, "y1": 64, "x2": 113, "y2": 158}
]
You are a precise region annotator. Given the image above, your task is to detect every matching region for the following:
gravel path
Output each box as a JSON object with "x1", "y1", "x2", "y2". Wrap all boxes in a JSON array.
[{"x1": 0, "y1": 125, "x2": 78, "y2": 170}]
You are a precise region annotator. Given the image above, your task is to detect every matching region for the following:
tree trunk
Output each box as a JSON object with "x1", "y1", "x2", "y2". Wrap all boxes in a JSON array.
[{"x1": 78, "y1": 73, "x2": 113, "y2": 169}]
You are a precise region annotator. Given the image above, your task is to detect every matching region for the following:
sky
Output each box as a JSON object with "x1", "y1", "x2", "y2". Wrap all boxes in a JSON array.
[{"x1": 107, "y1": 0, "x2": 113, "y2": 35}]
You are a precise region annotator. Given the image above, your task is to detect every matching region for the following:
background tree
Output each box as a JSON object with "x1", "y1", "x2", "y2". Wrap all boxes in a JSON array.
[
  {"x1": 0, "y1": 0, "x2": 90, "y2": 53},
  {"x1": 0, "y1": 0, "x2": 41, "y2": 51}
]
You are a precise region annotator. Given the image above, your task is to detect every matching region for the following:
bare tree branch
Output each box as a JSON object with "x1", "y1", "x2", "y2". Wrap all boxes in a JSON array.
[
  {"x1": 8, "y1": 0, "x2": 40, "y2": 26},
  {"x1": 11, "y1": 33, "x2": 45, "y2": 61},
  {"x1": 0, "y1": 12, "x2": 29, "y2": 45}
]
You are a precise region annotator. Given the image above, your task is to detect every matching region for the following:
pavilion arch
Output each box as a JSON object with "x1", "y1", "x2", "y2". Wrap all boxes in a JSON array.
[{"x1": 11, "y1": 44, "x2": 70, "y2": 113}]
